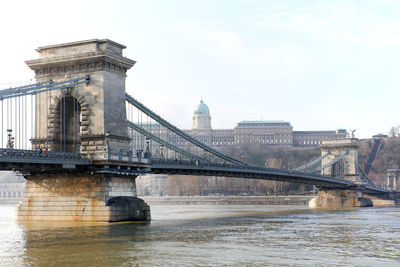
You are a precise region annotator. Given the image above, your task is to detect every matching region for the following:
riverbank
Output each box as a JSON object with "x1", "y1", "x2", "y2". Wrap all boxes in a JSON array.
[
  {"x1": 141, "y1": 195, "x2": 316, "y2": 205},
  {"x1": 0, "y1": 200, "x2": 20, "y2": 205},
  {"x1": 0, "y1": 195, "x2": 316, "y2": 206}
]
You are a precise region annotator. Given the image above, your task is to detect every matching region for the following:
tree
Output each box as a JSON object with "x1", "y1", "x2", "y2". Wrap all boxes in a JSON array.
[{"x1": 388, "y1": 126, "x2": 399, "y2": 137}]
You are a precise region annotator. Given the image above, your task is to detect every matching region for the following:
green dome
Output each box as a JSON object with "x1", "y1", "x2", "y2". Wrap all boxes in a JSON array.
[{"x1": 194, "y1": 100, "x2": 210, "y2": 115}]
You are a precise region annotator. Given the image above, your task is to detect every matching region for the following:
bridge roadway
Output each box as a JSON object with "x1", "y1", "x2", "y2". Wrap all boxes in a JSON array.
[
  {"x1": 149, "y1": 159, "x2": 387, "y2": 194},
  {"x1": 0, "y1": 148, "x2": 387, "y2": 194}
]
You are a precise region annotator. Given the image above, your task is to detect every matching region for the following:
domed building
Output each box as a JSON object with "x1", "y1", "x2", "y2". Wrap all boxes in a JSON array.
[
  {"x1": 191, "y1": 99, "x2": 214, "y2": 145},
  {"x1": 189, "y1": 99, "x2": 236, "y2": 147},
  {"x1": 192, "y1": 99, "x2": 211, "y2": 129}
]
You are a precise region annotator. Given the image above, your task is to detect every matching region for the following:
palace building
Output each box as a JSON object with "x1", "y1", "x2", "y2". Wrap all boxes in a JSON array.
[{"x1": 188, "y1": 99, "x2": 347, "y2": 148}]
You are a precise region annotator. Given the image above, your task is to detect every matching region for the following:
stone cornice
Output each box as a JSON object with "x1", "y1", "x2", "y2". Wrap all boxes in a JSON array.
[
  {"x1": 35, "y1": 39, "x2": 126, "y2": 52},
  {"x1": 25, "y1": 52, "x2": 136, "y2": 77},
  {"x1": 320, "y1": 143, "x2": 359, "y2": 149},
  {"x1": 320, "y1": 138, "x2": 359, "y2": 149},
  {"x1": 26, "y1": 51, "x2": 135, "y2": 70}
]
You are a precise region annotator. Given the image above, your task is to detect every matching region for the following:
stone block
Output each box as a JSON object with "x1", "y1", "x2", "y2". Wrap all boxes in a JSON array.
[
  {"x1": 315, "y1": 189, "x2": 372, "y2": 208},
  {"x1": 16, "y1": 173, "x2": 149, "y2": 222}
]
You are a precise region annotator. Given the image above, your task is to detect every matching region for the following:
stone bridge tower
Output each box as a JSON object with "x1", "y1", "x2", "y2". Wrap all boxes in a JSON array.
[
  {"x1": 26, "y1": 39, "x2": 134, "y2": 160},
  {"x1": 320, "y1": 138, "x2": 361, "y2": 184},
  {"x1": 315, "y1": 138, "x2": 373, "y2": 208},
  {"x1": 17, "y1": 40, "x2": 150, "y2": 222}
]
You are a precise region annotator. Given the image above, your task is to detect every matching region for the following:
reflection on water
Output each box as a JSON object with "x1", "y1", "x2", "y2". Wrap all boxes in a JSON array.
[{"x1": 1, "y1": 204, "x2": 400, "y2": 266}]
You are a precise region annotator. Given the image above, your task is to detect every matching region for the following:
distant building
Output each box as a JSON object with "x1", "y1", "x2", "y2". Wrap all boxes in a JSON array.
[
  {"x1": 136, "y1": 174, "x2": 168, "y2": 196},
  {"x1": 386, "y1": 169, "x2": 400, "y2": 191},
  {"x1": 188, "y1": 99, "x2": 347, "y2": 148},
  {"x1": 373, "y1": 133, "x2": 388, "y2": 140},
  {"x1": 0, "y1": 172, "x2": 25, "y2": 203},
  {"x1": 293, "y1": 129, "x2": 348, "y2": 147},
  {"x1": 234, "y1": 121, "x2": 293, "y2": 145}
]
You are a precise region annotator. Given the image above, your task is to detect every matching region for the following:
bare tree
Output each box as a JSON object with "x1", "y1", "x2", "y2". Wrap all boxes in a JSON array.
[{"x1": 389, "y1": 126, "x2": 399, "y2": 137}]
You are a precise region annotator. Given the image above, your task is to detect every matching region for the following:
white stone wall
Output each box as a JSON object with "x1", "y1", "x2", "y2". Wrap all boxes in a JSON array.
[
  {"x1": 106, "y1": 177, "x2": 137, "y2": 199},
  {"x1": 0, "y1": 183, "x2": 24, "y2": 199}
]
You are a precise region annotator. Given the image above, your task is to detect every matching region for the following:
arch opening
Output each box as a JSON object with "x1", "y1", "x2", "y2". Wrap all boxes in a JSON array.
[{"x1": 53, "y1": 96, "x2": 81, "y2": 153}]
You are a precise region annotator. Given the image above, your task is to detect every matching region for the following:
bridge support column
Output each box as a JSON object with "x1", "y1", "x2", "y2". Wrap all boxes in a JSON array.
[
  {"x1": 15, "y1": 174, "x2": 150, "y2": 222},
  {"x1": 314, "y1": 189, "x2": 373, "y2": 208},
  {"x1": 313, "y1": 138, "x2": 373, "y2": 208}
]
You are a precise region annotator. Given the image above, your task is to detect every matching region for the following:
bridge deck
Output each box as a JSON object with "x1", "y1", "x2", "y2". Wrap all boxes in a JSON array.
[{"x1": 0, "y1": 149, "x2": 388, "y2": 194}]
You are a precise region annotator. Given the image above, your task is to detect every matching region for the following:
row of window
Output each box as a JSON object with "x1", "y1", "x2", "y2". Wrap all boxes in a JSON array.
[
  {"x1": 295, "y1": 135, "x2": 335, "y2": 140},
  {"x1": 212, "y1": 141, "x2": 233, "y2": 146},
  {"x1": 236, "y1": 138, "x2": 292, "y2": 144},
  {"x1": 0, "y1": 191, "x2": 23, "y2": 198},
  {"x1": 297, "y1": 140, "x2": 322, "y2": 145}
]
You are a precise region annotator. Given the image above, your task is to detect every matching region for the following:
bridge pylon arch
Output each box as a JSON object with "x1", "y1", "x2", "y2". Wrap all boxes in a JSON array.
[
  {"x1": 26, "y1": 39, "x2": 135, "y2": 160},
  {"x1": 320, "y1": 138, "x2": 361, "y2": 184}
]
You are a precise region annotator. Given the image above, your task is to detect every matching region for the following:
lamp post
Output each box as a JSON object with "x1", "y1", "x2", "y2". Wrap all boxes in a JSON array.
[
  {"x1": 7, "y1": 129, "x2": 13, "y2": 149},
  {"x1": 145, "y1": 137, "x2": 150, "y2": 153}
]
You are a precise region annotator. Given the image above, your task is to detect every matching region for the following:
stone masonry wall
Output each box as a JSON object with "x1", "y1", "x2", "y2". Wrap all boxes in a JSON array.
[{"x1": 16, "y1": 174, "x2": 150, "y2": 222}]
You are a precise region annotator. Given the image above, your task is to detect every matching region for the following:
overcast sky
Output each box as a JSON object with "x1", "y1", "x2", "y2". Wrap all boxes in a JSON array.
[{"x1": 1, "y1": 0, "x2": 399, "y2": 138}]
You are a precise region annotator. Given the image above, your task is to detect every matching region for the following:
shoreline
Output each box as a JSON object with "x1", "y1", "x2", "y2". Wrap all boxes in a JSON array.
[
  {"x1": 0, "y1": 195, "x2": 317, "y2": 207},
  {"x1": 141, "y1": 195, "x2": 316, "y2": 205}
]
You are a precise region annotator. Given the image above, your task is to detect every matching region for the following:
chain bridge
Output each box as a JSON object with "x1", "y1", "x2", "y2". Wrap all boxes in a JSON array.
[{"x1": 0, "y1": 39, "x2": 391, "y2": 221}]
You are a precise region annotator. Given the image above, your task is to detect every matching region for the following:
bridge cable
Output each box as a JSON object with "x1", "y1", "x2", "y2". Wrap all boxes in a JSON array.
[
  {"x1": 38, "y1": 90, "x2": 41, "y2": 150},
  {"x1": 292, "y1": 153, "x2": 330, "y2": 172},
  {"x1": 125, "y1": 93, "x2": 248, "y2": 166},
  {"x1": 31, "y1": 94, "x2": 34, "y2": 148},
  {"x1": 45, "y1": 90, "x2": 48, "y2": 148},
  {"x1": 0, "y1": 76, "x2": 89, "y2": 100},
  {"x1": 358, "y1": 164, "x2": 379, "y2": 188},
  {"x1": 306, "y1": 152, "x2": 347, "y2": 174},
  {"x1": 127, "y1": 121, "x2": 206, "y2": 162}
]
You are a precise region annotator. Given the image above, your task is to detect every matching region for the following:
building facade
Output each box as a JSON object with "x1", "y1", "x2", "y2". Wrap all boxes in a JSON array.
[
  {"x1": 386, "y1": 169, "x2": 400, "y2": 191},
  {"x1": 0, "y1": 172, "x2": 25, "y2": 203},
  {"x1": 188, "y1": 99, "x2": 347, "y2": 148}
]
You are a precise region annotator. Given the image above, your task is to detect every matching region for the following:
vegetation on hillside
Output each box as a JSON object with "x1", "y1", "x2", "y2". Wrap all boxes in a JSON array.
[
  {"x1": 157, "y1": 137, "x2": 400, "y2": 196},
  {"x1": 360, "y1": 137, "x2": 400, "y2": 186}
]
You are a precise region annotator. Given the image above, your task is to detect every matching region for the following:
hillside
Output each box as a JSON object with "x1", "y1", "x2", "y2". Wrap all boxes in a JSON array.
[
  {"x1": 221, "y1": 144, "x2": 320, "y2": 169},
  {"x1": 359, "y1": 137, "x2": 400, "y2": 186},
  {"x1": 223, "y1": 139, "x2": 397, "y2": 189}
]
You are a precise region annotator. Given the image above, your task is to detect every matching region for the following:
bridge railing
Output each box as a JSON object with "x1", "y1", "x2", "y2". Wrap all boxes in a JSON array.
[{"x1": 0, "y1": 148, "x2": 88, "y2": 162}]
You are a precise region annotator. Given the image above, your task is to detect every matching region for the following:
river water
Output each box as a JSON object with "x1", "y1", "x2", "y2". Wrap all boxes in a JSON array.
[{"x1": 1, "y1": 204, "x2": 400, "y2": 266}]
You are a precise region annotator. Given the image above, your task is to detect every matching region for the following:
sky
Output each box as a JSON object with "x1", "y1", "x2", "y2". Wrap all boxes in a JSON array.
[{"x1": 0, "y1": 0, "x2": 399, "y2": 138}]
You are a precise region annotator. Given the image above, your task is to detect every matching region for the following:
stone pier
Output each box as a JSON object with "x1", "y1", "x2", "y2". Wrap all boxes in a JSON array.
[
  {"x1": 314, "y1": 189, "x2": 372, "y2": 208},
  {"x1": 16, "y1": 174, "x2": 150, "y2": 221}
]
